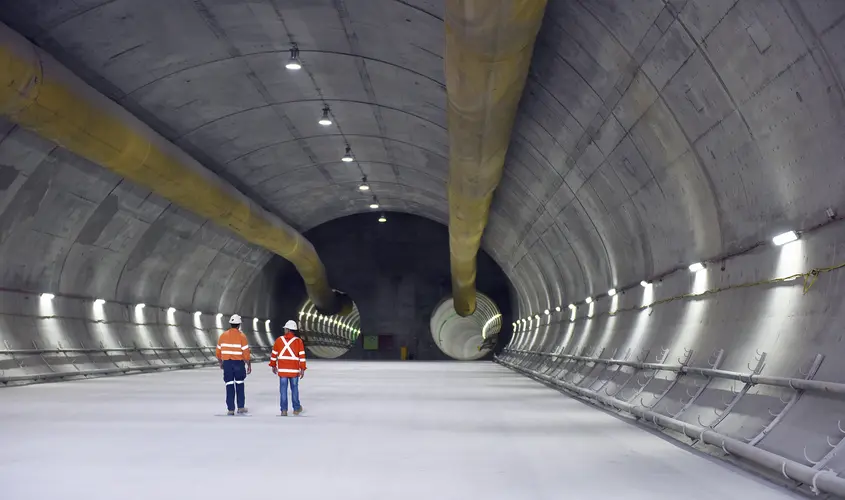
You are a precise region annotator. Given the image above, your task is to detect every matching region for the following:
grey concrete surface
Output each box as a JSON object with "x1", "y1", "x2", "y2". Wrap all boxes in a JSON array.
[
  {"x1": 0, "y1": 361, "x2": 804, "y2": 500},
  {"x1": 0, "y1": 0, "x2": 844, "y2": 495}
]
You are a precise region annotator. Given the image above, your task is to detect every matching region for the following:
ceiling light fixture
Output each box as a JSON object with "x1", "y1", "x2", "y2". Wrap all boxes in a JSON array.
[
  {"x1": 689, "y1": 262, "x2": 705, "y2": 273},
  {"x1": 608, "y1": 288, "x2": 617, "y2": 297},
  {"x1": 358, "y1": 176, "x2": 370, "y2": 191},
  {"x1": 342, "y1": 145, "x2": 354, "y2": 162},
  {"x1": 94, "y1": 299, "x2": 106, "y2": 306},
  {"x1": 640, "y1": 280, "x2": 651, "y2": 287},
  {"x1": 555, "y1": 306, "x2": 561, "y2": 312},
  {"x1": 285, "y1": 44, "x2": 301, "y2": 70},
  {"x1": 318, "y1": 106, "x2": 332, "y2": 126},
  {"x1": 369, "y1": 196, "x2": 380, "y2": 209},
  {"x1": 772, "y1": 230, "x2": 798, "y2": 246},
  {"x1": 216, "y1": 313, "x2": 223, "y2": 320},
  {"x1": 41, "y1": 293, "x2": 55, "y2": 300},
  {"x1": 544, "y1": 309, "x2": 550, "y2": 315},
  {"x1": 136, "y1": 303, "x2": 146, "y2": 309},
  {"x1": 568, "y1": 304, "x2": 575, "y2": 309},
  {"x1": 168, "y1": 307, "x2": 176, "y2": 314},
  {"x1": 585, "y1": 297, "x2": 593, "y2": 304},
  {"x1": 378, "y1": 213, "x2": 387, "y2": 223}
]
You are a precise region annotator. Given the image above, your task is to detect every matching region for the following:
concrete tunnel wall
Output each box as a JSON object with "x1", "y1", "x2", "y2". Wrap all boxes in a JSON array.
[
  {"x1": 0, "y1": 118, "x2": 279, "y2": 382},
  {"x1": 1, "y1": 0, "x2": 845, "y2": 493}
]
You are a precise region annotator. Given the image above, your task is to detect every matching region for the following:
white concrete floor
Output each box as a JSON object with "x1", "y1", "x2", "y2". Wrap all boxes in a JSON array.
[{"x1": 0, "y1": 361, "x2": 800, "y2": 500}]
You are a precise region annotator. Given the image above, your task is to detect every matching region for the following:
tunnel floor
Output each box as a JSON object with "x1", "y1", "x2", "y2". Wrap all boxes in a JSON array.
[{"x1": 0, "y1": 361, "x2": 800, "y2": 500}]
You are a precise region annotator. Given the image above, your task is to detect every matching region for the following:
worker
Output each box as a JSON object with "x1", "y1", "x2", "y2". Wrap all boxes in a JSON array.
[
  {"x1": 216, "y1": 314, "x2": 251, "y2": 415},
  {"x1": 269, "y1": 320, "x2": 306, "y2": 416}
]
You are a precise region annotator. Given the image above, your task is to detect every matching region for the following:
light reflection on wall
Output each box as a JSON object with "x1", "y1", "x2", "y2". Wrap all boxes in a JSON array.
[
  {"x1": 625, "y1": 285, "x2": 654, "y2": 354},
  {"x1": 597, "y1": 295, "x2": 619, "y2": 348},
  {"x1": 133, "y1": 304, "x2": 152, "y2": 345},
  {"x1": 673, "y1": 269, "x2": 710, "y2": 351},
  {"x1": 744, "y1": 239, "x2": 806, "y2": 357}
]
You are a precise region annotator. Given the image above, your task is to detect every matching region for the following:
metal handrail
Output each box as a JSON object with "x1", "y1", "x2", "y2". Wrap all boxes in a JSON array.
[
  {"x1": 497, "y1": 356, "x2": 845, "y2": 498},
  {"x1": 1, "y1": 344, "x2": 272, "y2": 385},
  {"x1": 503, "y1": 348, "x2": 845, "y2": 396}
]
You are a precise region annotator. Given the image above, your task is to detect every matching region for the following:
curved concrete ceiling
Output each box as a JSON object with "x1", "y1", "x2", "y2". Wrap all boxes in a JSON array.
[{"x1": 0, "y1": 0, "x2": 843, "y2": 318}]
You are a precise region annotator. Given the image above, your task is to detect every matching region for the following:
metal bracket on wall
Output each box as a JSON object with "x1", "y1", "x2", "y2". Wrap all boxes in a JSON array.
[
  {"x1": 57, "y1": 342, "x2": 81, "y2": 372},
  {"x1": 591, "y1": 348, "x2": 632, "y2": 393},
  {"x1": 642, "y1": 348, "x2": 695, "y2": 412},
  {"x1": 576, "y1": 347, "x2": 617, "y2": 388},
  {"x1": 569, "y1": 347, "x2": 607, "y2": 385},
  {"x1": 622, "y1": 348, "x2": 671, "y2": 405},
  {"x1": 605, "y1": 349, "x2": 652, "y2": 399},
  {"x1": 747, "y1": 353, "x2": 824, "y2": 446},
  {"x1": 672, "y1": 348, "x2": 724, "y2": 419},
  {"x1": 697, "y1": 351, "x2": 767, "y2": 431}
]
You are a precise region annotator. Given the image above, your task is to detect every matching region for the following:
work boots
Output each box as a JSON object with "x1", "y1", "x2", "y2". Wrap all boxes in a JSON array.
[
  {"x1": 227, "y1": 410, "x2": 235, "y2": 416},
  {"x1": 237, "y1": 408, "x2": 248, "y2": 414},
  {"x1": 293, "y1": 408, "x2": 303, "y2": 415},
  {"x1": 280, "y1": 410, "x2": 288, "y2": 416}
]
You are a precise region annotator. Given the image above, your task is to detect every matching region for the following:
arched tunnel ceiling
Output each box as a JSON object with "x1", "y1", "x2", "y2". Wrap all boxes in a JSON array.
[{"x1": 2, "y1": 0, "x2": 844, "y2": 318}]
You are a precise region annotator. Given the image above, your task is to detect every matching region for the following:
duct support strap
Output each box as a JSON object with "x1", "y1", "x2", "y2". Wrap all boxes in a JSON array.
[
  {"x1": 0, "y1": 22, "x2": 342, "y2": 314},
  {"x1": 445, "y1": 0, "x2": 547, "y2": 316}
]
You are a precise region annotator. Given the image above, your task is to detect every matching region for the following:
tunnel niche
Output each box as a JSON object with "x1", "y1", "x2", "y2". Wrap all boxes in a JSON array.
[
  {"x1": 429, "y1": 292, "x2": 502, "y2": 361},
  {"x1": 296, "y1": 295, "x2": 361, "y2": 359}
]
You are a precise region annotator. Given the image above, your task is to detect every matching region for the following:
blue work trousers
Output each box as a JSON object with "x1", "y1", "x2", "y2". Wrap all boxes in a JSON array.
[
  {"x1": 279, "y1": 376, "x2": 301, "y2": 412},
  {"x1": 222, "y1": 360, "x2": 246, "y2": 411}
]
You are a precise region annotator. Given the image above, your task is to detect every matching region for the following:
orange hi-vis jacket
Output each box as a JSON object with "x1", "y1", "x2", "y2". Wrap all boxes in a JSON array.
[
  {"x1": 216, "y1": 328, "x2": 251, "y2": 361},
  {"x1": 269, "y1": 333, "x2": 306, "y2": 377}
]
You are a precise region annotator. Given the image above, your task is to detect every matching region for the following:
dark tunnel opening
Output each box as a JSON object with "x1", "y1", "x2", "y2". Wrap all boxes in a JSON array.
[{"x1": 264, "y1": 212, "x2": 514, "y2": 360}]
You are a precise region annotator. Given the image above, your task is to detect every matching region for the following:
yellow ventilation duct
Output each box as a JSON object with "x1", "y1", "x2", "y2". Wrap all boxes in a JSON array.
[
  {"x1": 0, "y1": 22, "x2": 344, "y2": 313},
  {"x1": 445, "y1": 0, "x2": 547, "y2": 316}
]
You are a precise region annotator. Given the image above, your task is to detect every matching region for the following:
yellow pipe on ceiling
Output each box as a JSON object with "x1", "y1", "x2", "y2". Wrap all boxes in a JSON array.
[
  {"x1": 0, "y1": 22, "x2": 343, "y2": 313},
  {"x1": 445, "y1": 0, "x2": 547, "y2": 316}
]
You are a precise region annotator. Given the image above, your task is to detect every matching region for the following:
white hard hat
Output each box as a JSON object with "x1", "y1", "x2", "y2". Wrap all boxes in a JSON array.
[
  {"x1": 229, "y1": 314, "x2": 242, "y2": 324},
  {"x1": 284, "y1": 320, "x2": 298, "y2": 331}
]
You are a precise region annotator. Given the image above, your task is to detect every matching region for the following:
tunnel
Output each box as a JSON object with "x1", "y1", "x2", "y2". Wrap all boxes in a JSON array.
[{"x1": 1, "y1": 1, "x2": 845, "y2": 498}]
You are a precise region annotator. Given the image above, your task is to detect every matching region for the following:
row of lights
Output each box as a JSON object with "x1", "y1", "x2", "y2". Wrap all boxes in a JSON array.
[
  {"x1": 512, "y1": 230, "x2": 801, "y2": 329},
  {"x1": 39, "y1": 295, "x2": 272, "y2": 329},
  {"x1": 301, "y1": 310, "x2": 361, "y2": 335},
  {"x1": 286, "y1": 44, "x2": 387, "y2": 223}
]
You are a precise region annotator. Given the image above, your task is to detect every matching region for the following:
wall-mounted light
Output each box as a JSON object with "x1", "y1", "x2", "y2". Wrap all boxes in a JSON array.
[
  {"x1": 689, "y1": 262, "x2": 705, "y2": 273},
  {"x1": 285, "y1": 44, "x2": 301, "y2": 70},
  {"x1": 318, "y1": 106, "x2": 332, "y2": 126},
  {"x1": 608, "y1": 288, "x2": 617, "y2": 297},
  {"x1": 40, "y1": 293, "x2": 55, "y2": 300},
  {"x1": 585, "y1": 297, "x2": 593, "y2": 304},
  {"x1": 342, "y1": 145, "x2": 354, "y2": 162},
  {"x1": 772, "y1": 230, "x2": 798, "y2": 246},
  {"x1": 94, "y1": 298, "x2": 106, "y2": 306},
  {"x1": 640, "y1": 280, "x2": 651, "y2": 287}
]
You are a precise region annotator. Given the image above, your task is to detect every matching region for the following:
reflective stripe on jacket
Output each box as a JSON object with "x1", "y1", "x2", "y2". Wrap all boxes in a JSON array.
[
  {"x1": 269, "y1": 333, "x2": 306, "y2": 377},
  {"x1": 216, "y1": 328, "x2": 250, "y2": 361}
]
